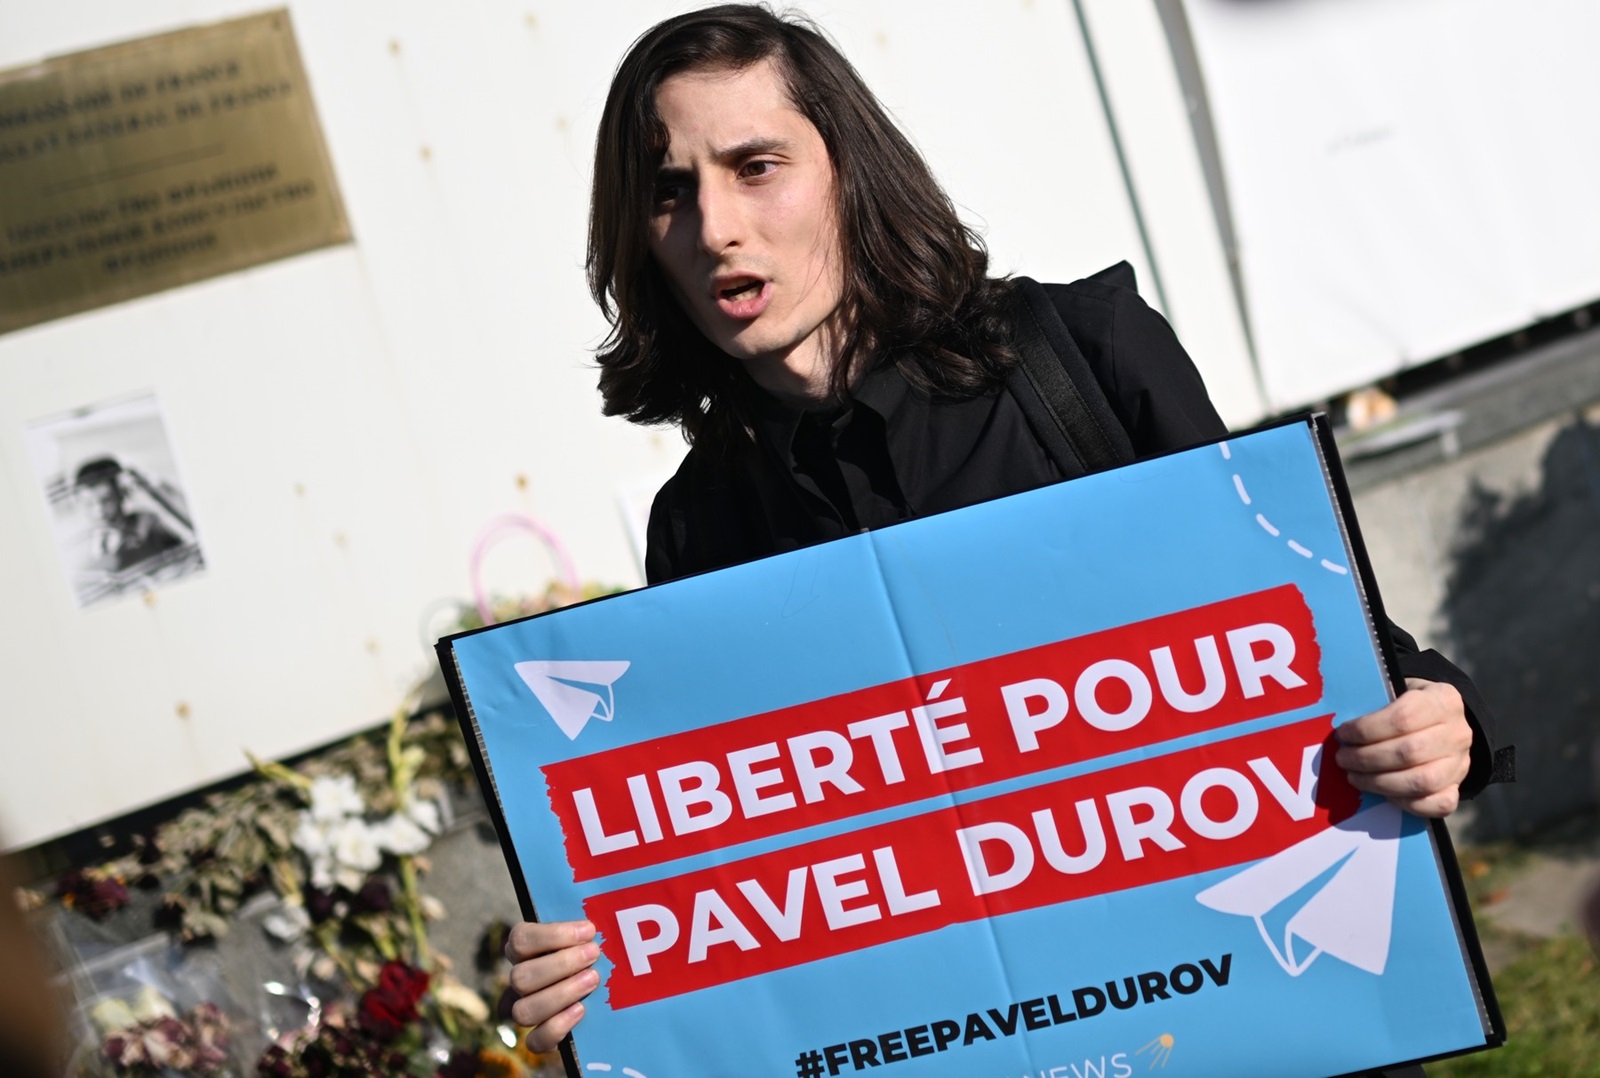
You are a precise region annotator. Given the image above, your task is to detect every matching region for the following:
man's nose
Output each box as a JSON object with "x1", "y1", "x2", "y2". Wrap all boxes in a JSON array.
[{"x1": 695, "y1": 181, "x2": 741, "y2": 256}]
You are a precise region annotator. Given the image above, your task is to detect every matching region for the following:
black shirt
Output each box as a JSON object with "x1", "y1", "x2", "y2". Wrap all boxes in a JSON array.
[{"x1": 646, "y1": 277, "x2": 1223, "y2": 584}]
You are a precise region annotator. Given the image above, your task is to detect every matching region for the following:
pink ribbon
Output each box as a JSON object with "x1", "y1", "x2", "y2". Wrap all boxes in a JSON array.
[{"x1": 469, "y1": 512, "x2": 580, "y2": 626}]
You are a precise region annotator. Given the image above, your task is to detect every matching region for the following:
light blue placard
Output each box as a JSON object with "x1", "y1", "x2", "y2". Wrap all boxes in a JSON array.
[{"x1": 443, "y1": 421, "x2": 1494, "y2": 1078}]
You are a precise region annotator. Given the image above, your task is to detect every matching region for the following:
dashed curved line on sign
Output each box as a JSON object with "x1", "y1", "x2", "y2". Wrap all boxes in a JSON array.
[
  {"x1": 1221, "y1": 441, "x2": 1348, "y2": 575},
  {"x1": 585, "y1": 1066, "x2": 646, "y2": 1078}
]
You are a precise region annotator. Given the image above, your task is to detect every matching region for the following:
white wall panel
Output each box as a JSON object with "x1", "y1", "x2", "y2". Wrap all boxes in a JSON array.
[
  {"x1": 1078, "y1": 0, "x2": 1264, "y2": 427},
  {"x1": 809, "y1": 1, "x2": 1259, "y2": 420},
  {"x1": 1184, "y1": 0, "x2": 1600, "y2": 410},
  {"x1": 814, "y1": 2, "x2": 1144, "y2": 286}
]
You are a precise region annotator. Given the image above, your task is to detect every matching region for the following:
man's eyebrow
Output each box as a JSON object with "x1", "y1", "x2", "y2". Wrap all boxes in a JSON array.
[
  {"x1": 655, "y1": 136, "x2": 792, "y2": 177},
  {"x1": 713, "y1": 136, "x2": 790, "y2": 161}
]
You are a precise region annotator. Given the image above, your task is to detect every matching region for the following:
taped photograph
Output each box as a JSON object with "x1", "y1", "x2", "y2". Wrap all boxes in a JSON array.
[{"x1": 25, "y1": 393, "x2": 205, "y2": 608}]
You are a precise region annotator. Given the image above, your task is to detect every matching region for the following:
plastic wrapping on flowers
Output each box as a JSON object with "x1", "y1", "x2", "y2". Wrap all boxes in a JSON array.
[{"x1": 63, "y1": 937, "x2": 238, "y2": 1077}]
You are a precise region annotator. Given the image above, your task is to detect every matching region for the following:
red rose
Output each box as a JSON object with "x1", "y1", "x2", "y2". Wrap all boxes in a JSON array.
[{"x1": 358, "y1": 961, "x2": 430, "y2": 1041}]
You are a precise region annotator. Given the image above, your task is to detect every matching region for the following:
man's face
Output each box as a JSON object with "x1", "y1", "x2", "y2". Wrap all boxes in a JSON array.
[
  {"x1": 647, "y1": 60, "x2": 846, "y2": 400},
  {"x1": 84, "y1": 481, "x2": 124, "y2": 525}
]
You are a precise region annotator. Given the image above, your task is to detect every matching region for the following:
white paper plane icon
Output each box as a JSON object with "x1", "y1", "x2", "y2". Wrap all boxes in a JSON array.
[
  {"x1": 514, "y1": 660, "x2": 631, "y2": 740},
  {"x1": 1195, "y1": 800, "x2": 1402, "y2": 977}
]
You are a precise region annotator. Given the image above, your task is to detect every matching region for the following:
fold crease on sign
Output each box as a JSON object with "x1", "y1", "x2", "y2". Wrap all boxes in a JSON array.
[
  {"x1": 514, "y1": 660, "x2": 630, "y2": 740},
  {"x1": 1195, "y1": 800, "x2": 1402, "y2": 977}
]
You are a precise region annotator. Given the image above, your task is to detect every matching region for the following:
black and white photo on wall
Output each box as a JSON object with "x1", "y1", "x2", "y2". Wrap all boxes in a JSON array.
[{"x1": 25, "y1": 393, "x2": 205, "y2": 608}]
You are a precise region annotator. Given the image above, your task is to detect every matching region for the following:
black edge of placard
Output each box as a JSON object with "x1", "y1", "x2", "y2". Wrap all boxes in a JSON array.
[
  {"x1": 435, "y1": 637, "x2": 583, "y2": 1078},
  {"x1": 1306, "y1": 418, "x2": 1406, "y2": 717},
  {"x1": 1308, "y1": 414, "x2": 1508, "y2": 1060}
]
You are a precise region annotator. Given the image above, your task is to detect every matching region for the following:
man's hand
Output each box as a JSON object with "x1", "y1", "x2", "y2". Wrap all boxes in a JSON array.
[
  {"x1": 504, "y1": 919, "x2": 599, "y2": 1051},
  {"x1": 1334, "y1": 677, "x2": 1473, "y2": 818}
]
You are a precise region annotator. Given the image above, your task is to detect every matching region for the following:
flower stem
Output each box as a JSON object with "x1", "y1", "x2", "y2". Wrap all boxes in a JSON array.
[
  {"x1": 399, "y1": 856, "x2": 431, "y2": 969},
  {"x1": 247, "y1": 751, "x2": 312, "y2": 792},
  {"x1": 386, "y1": 708, "x2": 409, "y2": 807},
  {"x1": 314, "y1": 923, "x2": 362, "y2": 985},
  {"x1": 437, "y1": 1000, "x2": 460, "y2": 1041}
]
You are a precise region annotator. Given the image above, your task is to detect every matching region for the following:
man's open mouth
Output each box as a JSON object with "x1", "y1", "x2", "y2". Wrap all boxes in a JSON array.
[{"x1": 718, "y1": 280, "x2": 763, "y2": 301}]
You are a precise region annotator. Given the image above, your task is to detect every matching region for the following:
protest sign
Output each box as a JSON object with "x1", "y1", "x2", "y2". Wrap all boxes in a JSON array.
[{"x1": 438, "y1": 417, "x2": 1502, "y2": 1077}]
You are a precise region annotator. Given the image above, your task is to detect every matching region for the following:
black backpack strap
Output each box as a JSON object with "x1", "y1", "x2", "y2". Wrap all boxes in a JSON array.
[{"x1": 1006, "y1": 274, "x2": 1136, "y2": 478}]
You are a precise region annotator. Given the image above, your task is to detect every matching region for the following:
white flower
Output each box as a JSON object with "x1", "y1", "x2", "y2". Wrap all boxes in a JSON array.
[
  {"x1": 307, "y1": 853, "x2": 336, "y2": 891},
  {"x1": 294, "y1": 814, "x2": 339, "y2": 889},
  {"x1": 330, "y1": 817, "x2": 382, "y2": 890},
  {"x1": 331, "y1": 817, "x2": 382, "y2": 871},
  {"x1": 292, "y1": 815, "x2": 332, "y2": 859},
  {"x1": 297, "y1": 797, "x2": 390, "y2": 890},
  {"x1": 374, "y1": 812, "x2": 431, "y2": 856},
  {"x1": 406, "y1": 798, "x2": 441, "y2": 835},
  {"x1": 308, "y1": 775, "x2": 364, "y2": 824}
]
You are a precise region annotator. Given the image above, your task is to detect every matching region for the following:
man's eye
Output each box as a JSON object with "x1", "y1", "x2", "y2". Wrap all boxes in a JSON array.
[
  {"x1": 739, "y1": 160, "x2": 778, "y2": 180},
  {"x1": 653, "y1": 183, "x2": 685, "y2": 208}
]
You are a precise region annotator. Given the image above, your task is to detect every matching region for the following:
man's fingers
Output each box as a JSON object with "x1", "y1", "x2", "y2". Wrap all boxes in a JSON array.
[
  {"x1": 1335, "y1": 724, "x2": 1472, "y2": 777},
  {"x1": 508, "y1": 941, "x2": 600, "y2": 996},
  {"x1": 510, "y1": 965, "x2": 600, "y2": 1039},
  {"x1": 504, "y1": 919, "x2": 594, "y2": 963},
  {"x1": 1336, "y1": 679, "x2": 1463, "y2": 746},
  {"x1": 1385, "y1": 788, "x2": 1460, "y2": 819},
  {"x1": 523, "y1": 998, "x2": 589, "y2": 1053},
  {"x1": 502, "y1": 920, "x2": 600, "y2": 1049},
  {"x1": 1334, "y1": 677, "x2": 1472, "y2": 798},
  {"x1": 1376, "y1": 785, "x2": 1460, "y2": 819},
  {"x1": 1344, "y1": 755, "x2": 1467, "y2": 804}
]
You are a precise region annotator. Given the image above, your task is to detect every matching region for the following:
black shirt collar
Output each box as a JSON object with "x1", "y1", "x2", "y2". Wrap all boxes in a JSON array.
[{"x1": 747, "y1": 361, "x2": 912, "y2": 468}]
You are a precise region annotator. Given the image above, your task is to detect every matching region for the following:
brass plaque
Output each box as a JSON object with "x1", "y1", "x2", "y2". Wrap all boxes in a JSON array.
[{"x1": 0, "y1": 10, "x2": 350, "y2": 335}]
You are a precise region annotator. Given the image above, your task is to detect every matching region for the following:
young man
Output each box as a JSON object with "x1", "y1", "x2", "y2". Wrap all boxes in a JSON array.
[
  {"x1": 506, "y1": 6, "x2": 1499, "y2": 1067},
  {"x1": 75, "y1": 457, "x2": 183, "y2": 574}
]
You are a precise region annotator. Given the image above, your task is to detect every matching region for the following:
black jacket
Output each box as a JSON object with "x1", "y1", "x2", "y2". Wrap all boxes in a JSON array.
[{"x1": 644, "y1": 276, "x2": 1501, "y2": 797}]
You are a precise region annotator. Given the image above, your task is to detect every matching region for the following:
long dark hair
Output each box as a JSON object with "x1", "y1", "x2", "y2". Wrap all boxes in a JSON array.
[{"x1": 588, "y1": 4, "x2": 1016, "y2": 447}]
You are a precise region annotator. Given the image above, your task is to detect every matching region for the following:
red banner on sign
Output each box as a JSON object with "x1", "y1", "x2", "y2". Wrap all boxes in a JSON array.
[
  {"x1": 545, "y1": 585, "x2": 1323, "y2": 881},
  {"x1": 587, "y1": 713, "x2": 1356, "y2": 1008}
]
